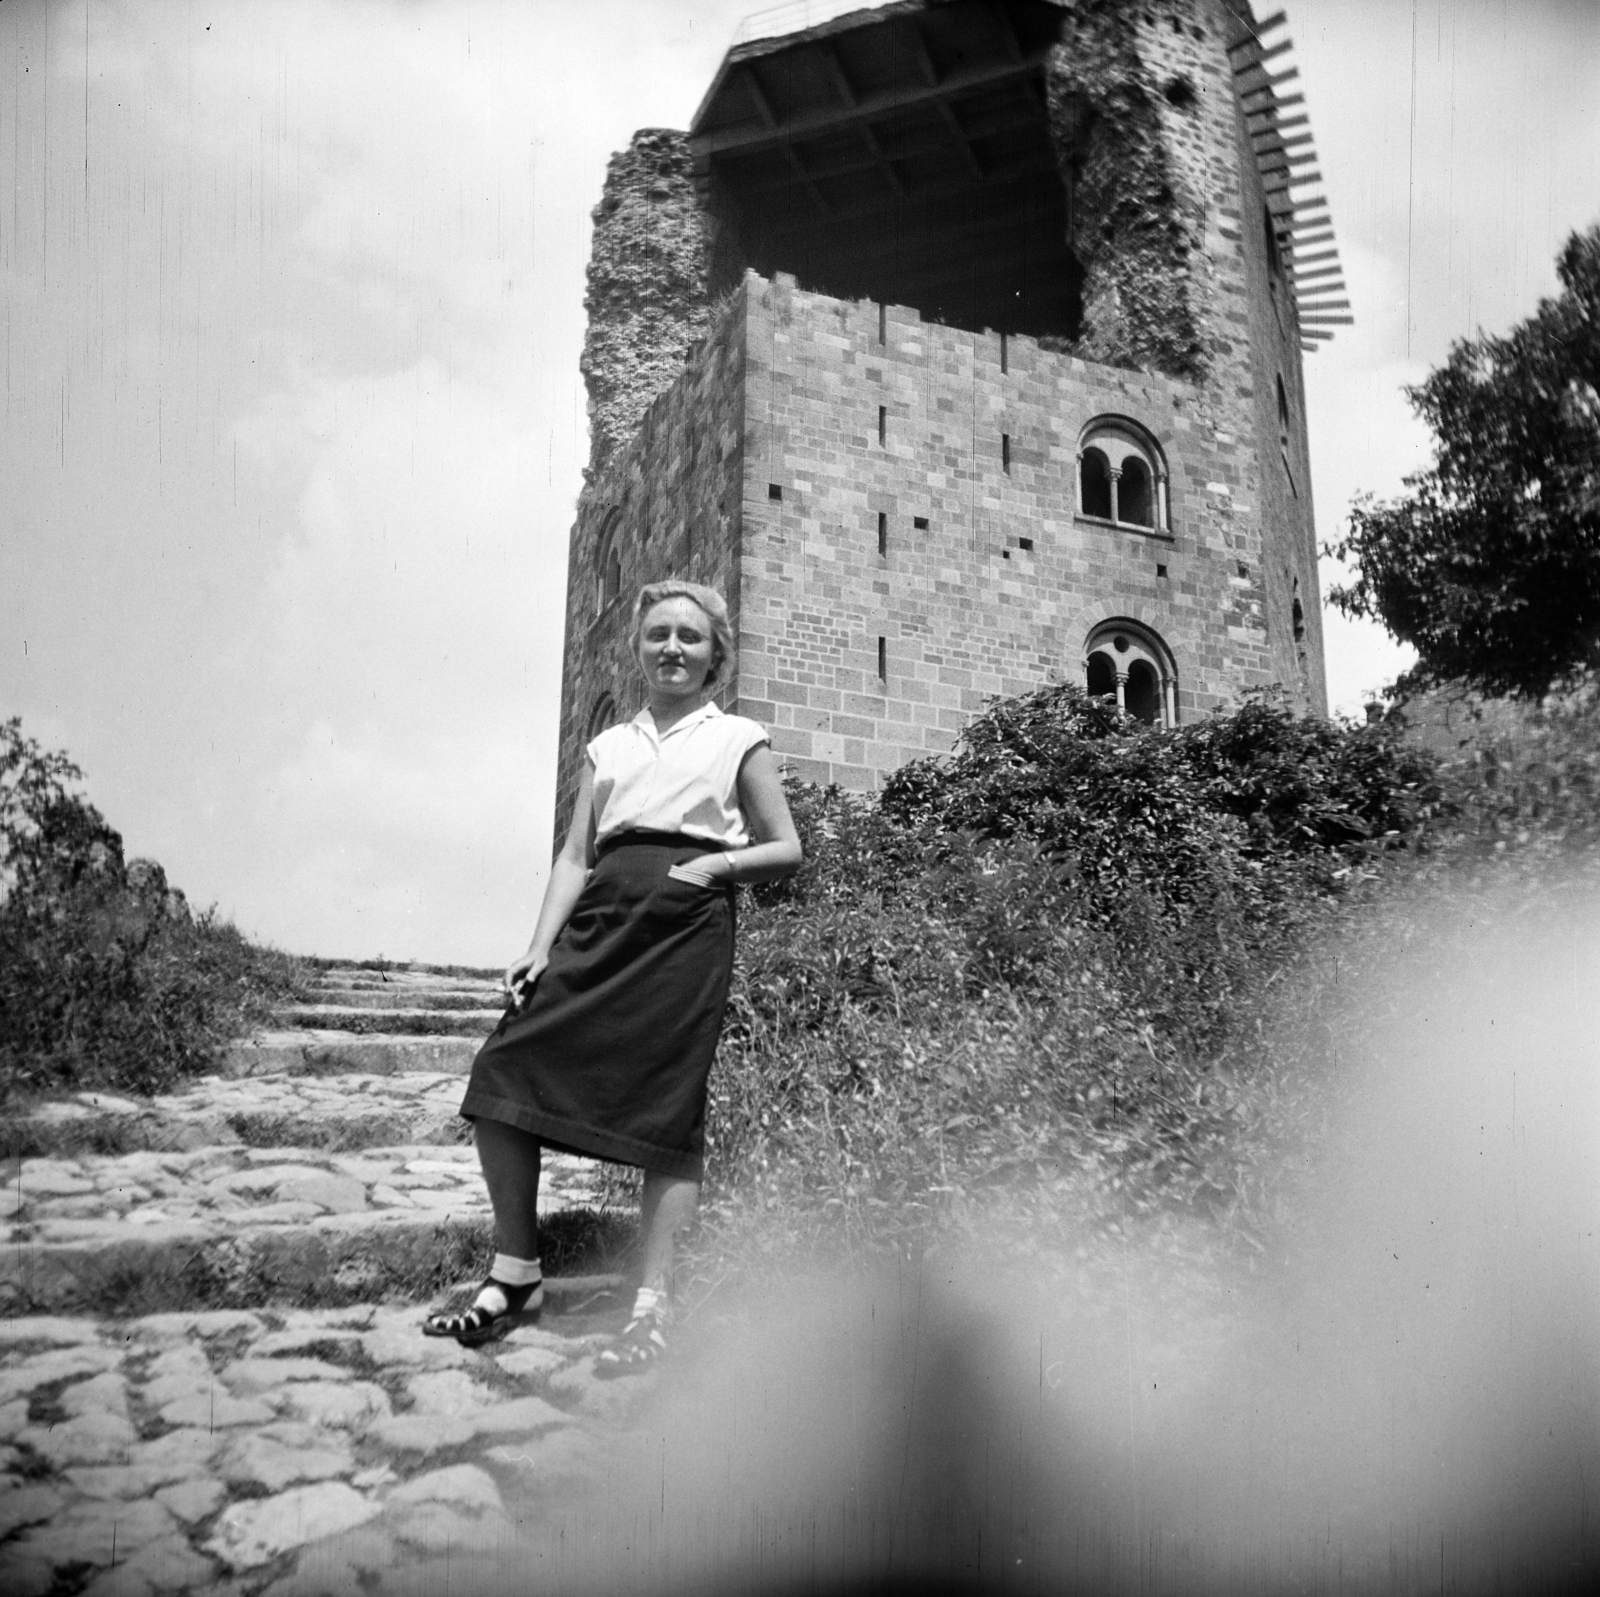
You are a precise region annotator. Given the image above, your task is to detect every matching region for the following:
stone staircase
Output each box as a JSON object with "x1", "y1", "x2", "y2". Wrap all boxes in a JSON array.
[{"x1": 0, "y1": 962, "x2": 645, "y2": 1596}]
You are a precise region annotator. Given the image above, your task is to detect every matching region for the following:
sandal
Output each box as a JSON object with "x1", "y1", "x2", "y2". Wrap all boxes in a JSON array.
[
  {"x1": 595, "y1": 1309, "x2": 668, "y2": 1378},
  {"x1": 422, "y1": 1277, "x2": 543, "y2": 1347}
]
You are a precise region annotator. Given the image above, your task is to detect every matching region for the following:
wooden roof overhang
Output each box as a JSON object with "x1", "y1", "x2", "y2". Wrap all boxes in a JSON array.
[{"x1": 690, "y1": 0, "x2": 1077, "y2": 336}]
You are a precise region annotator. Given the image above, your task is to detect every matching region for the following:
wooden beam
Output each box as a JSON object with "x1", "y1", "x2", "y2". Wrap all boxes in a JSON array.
[
  {"x1": 987, "y1": 0, "x2": 1025, "y2": 63},
  {"x1": 907, "y1": 19, "x2": 985, "y2": 178},
  {"x1": 903, "y1": 22, "x2": 981, "y2": 178},
  {"x1": 1259, "y1": 149, "x2": 1319, "y2": 175},
  {"x1": 1264, "y1": 169, "x2": 1323, "y2": 192},
  {"x1": 694, "y1": 55, "x2": 1048, "y2": 159},
  {"x1": 1244, "y1": 92, "x2": 1305, "y2": 119},
  {"x1": 818, "y1": 43, "x2": 857, "y2": 109},
  {"x1": 939, "y1": 103, "x2": 986, "y2": 179},
  {"x1": 744, "y1": 67, "x2": 778, "y2": 131},
  {"x1": 1226, "y1": 11, "x2": 1287, "y2": 53},
  {"x1": 1235, "y1": 73, "x2": 1299, "y2": 100},
  {"x1": 858, "y1": 126, "x2": 907, "y2": 198},
  {"x1": 734, "y1": 127, "x2": 1056, "y2": 199},
  {"x1": 743, "y1": 68, "x2": 832, "y2": 216},
  {"x1": 753, "y1": 157, "x2": 1065, "y2": 230},
  {"x1": 1253, "y1": 128, "x2": 1314, "y2": 151}
]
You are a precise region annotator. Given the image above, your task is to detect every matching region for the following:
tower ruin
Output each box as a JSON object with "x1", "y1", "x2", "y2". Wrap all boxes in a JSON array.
[{"x1": 554, "y1": 0, "x2": 1346, "y2": 834}]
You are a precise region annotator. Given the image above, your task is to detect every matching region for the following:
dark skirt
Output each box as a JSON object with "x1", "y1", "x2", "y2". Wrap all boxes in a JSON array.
[{"x1": 458, "y1": 832, "x2": 736, "y2": 1181}]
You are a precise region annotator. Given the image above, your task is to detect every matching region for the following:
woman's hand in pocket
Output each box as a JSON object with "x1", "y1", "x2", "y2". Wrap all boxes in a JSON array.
[
  {"x1": 505, "y1": 950, "x2": 548, "y2": 1008},
  {"x1": 666, "y1": 859, "x2": 724, "y2": 889}
]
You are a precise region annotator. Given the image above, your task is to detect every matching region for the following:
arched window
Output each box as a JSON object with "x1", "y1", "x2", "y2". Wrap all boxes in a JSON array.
[
  {"x1": 1085, "y1": 651, "x2": 1116, "y2": 700},
  {"x1": 1276, "y1": 376, "x2": 1298, "y2": 496},
  {"x1": 1292, "y1": 576, "x2": 1309, "y2": 683},
  {"x1": 1080, "y1": 447, "x2": 1113, "y2": 520},
  {"x1": 1084, "y1": 621, "x2": 1178, "y2": 727},
  {"x1": 1118, "y1": 456, "x2": 1153, "y2": 528},
  {"x1": 595, "y1": 510, "x2": 622, "y2": 617},
  {"x1": 586, "y1": 692, "x2": 616, "y2": 741},
  {"x1": 1077, "y1": 420, "x2": 1169, "y2": 533}
]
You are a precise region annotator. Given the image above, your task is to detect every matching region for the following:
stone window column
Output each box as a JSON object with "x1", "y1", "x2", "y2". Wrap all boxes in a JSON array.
[
  {"x1": 1109, "y1": 465, "x2": 1122, "y2": 525},
  {"x1": 1114, "y1": 668, "x2": 1128, "y2": 712}
]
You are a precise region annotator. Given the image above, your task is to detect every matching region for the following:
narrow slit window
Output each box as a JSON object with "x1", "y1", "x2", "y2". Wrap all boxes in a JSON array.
[
  {"x1": 1002, "y1": 433, "x2": 1011, "y2": 474},
  {"x1": 877, "y1": 636, "x2": 887, "y2": 682},
  {"x1": 877, "y1": 511, "x2": 887, "y2": 557},
  {"x1": 878, "y1": 406, "x2": 886, "y2": 446},
  {"x1": 1000, "y1": 332, "x2": 1008, "y2": 373},
  {"x1": 878, "y1": 301, "x2": 887, "y2": 344}
]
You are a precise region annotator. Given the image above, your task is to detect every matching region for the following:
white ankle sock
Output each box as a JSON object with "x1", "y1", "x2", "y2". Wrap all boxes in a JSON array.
[
  {"x1": 491, "y1": 1253, "x2": 543, "y2": 1287},
  {"x1": 631, "y1": 1286, "x2": 666, "y2": 1320},
  {"x1": 474, "y1": 1254, "x2": 542, "y2": 1316}
]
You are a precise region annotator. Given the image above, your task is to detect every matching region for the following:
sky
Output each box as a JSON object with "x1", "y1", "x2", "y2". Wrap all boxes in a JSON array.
[{"x1": 2, "y1": 0, "x2": 1597, "y2": 966}]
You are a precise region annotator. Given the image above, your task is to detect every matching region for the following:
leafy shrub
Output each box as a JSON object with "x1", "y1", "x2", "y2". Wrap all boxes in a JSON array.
[
  {"x1": 692, "y1": 689, "x2": 1446, "y2": 1281},
  {"x1": 1, "y1": 718, "x2": 303, "y2": 1103},
  {"x1": 1396, "y1": 673, "x2": 1600, "y2": 850}
]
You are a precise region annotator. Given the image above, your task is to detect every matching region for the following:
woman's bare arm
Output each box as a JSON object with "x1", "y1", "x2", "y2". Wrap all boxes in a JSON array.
[
  {"x1": 506, "y1": 759, "x2": 597, "y2": 1000},
  {"x1": 705, "y1": 743, "x2": 803, "y2": 885}
]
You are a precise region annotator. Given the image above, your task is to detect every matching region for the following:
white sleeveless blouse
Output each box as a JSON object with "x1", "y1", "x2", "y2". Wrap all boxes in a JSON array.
[{"x1": 586, "y1": 702, "x2": 771, "y2": 849}]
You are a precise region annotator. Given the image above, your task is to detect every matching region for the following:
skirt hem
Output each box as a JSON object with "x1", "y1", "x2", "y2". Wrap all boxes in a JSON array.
[{"x1": 460, "y1": 1091, "x2": 705, "y2": 1182}]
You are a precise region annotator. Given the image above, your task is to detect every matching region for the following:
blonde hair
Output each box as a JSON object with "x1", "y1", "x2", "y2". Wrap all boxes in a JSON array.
[{"x1": 632, "y1": 581, "x2": 734, "y2": 688}]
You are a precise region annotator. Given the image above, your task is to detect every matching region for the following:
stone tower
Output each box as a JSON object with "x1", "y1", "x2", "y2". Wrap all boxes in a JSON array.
[{"x1": 553, "y1": 0, "x2": 1346, "y2": 835}]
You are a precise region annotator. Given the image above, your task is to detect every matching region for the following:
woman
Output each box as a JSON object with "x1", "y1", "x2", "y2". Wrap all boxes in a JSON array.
[{"x1": 425, "y1": 580, "x2": 802, "y2": 1373}]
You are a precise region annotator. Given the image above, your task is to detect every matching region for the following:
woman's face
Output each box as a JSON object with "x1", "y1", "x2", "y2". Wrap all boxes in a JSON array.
[{"x1": 638, "y1": 597, "x2": 717, "y2": 699}]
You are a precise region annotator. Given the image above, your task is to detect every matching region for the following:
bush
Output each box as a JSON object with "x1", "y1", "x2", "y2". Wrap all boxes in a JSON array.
[
  {"x1": 690, "y1": 689, "x2": 1447, "y2": 1280},
  {"x1": 1, "y1": 718, "x2": 303, "y2": 1103}
]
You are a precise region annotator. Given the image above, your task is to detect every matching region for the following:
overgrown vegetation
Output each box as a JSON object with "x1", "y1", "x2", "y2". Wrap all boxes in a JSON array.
[
  {"x1": 1, "y1": 717, "x2": 304, "y2": 1105},
  {"x1": 690, "y1": 685, "x2": 1457, "y2": 1284}
]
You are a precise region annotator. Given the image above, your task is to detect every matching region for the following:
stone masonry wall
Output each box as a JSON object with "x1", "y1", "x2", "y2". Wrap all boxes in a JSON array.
[
  {"x1": 736, "y1": 268, "x2": 1276, "y2": 791},
  {"x1": 553, "y1": 295, "x2": 748, "y2": 842},
  {"x1": 1214, "y1": 9, "x2": 1329, "y2": 712},
  {"x1": 580, "y1": 130, "x2": 716, "y2": 478},
  {"x1": 1078, "y1": 0, "x2": 1325, "y2": 713},
  {"x1": 1047, "y1": 1, "x2": 1211, "y2": 381}
]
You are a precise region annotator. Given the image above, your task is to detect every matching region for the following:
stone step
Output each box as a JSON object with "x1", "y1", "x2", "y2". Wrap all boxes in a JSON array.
[
  {"x1": 301, "y1": 986, "x2": 504, "y2": 1013},
  {"x1": 221, "y1": 1030, "x2": 483, "y2": 1078},
  {"x1": 2, "y1": 1144, "x2": 634, "y2": 1317},
  {"x1": 271, "y1": 1005, "x2": 503, "y2": 1037},
  {"x1": 311, "y1": 960, "x2": 500, "y2": 986},
  {"x1": 1, "y1": 1073, "x2": 480, "y2": 1160}
]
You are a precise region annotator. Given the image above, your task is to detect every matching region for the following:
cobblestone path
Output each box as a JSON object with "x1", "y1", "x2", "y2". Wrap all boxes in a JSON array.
[{"x1": 1, "y1": 964, "x2": 646, "y2": 1596}]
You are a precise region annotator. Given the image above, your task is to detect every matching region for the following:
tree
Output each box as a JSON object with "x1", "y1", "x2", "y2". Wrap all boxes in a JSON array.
[
  {"x1": 1328, "y1": 225, "x2": 1600, "y2": 699},
  {"x1": 1, "y1": 716, "x2": 123, "y2": 902}
]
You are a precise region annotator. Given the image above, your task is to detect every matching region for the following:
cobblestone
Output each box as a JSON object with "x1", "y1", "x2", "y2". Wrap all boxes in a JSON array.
[{"x1": 0, "y1": 966, "x2": 646, "y2": 1593}]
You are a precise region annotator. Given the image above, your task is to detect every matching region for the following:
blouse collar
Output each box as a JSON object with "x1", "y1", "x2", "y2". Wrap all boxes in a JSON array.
[{"x1": 631, "y1": 700, "x2": 723, "y2": 744}]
